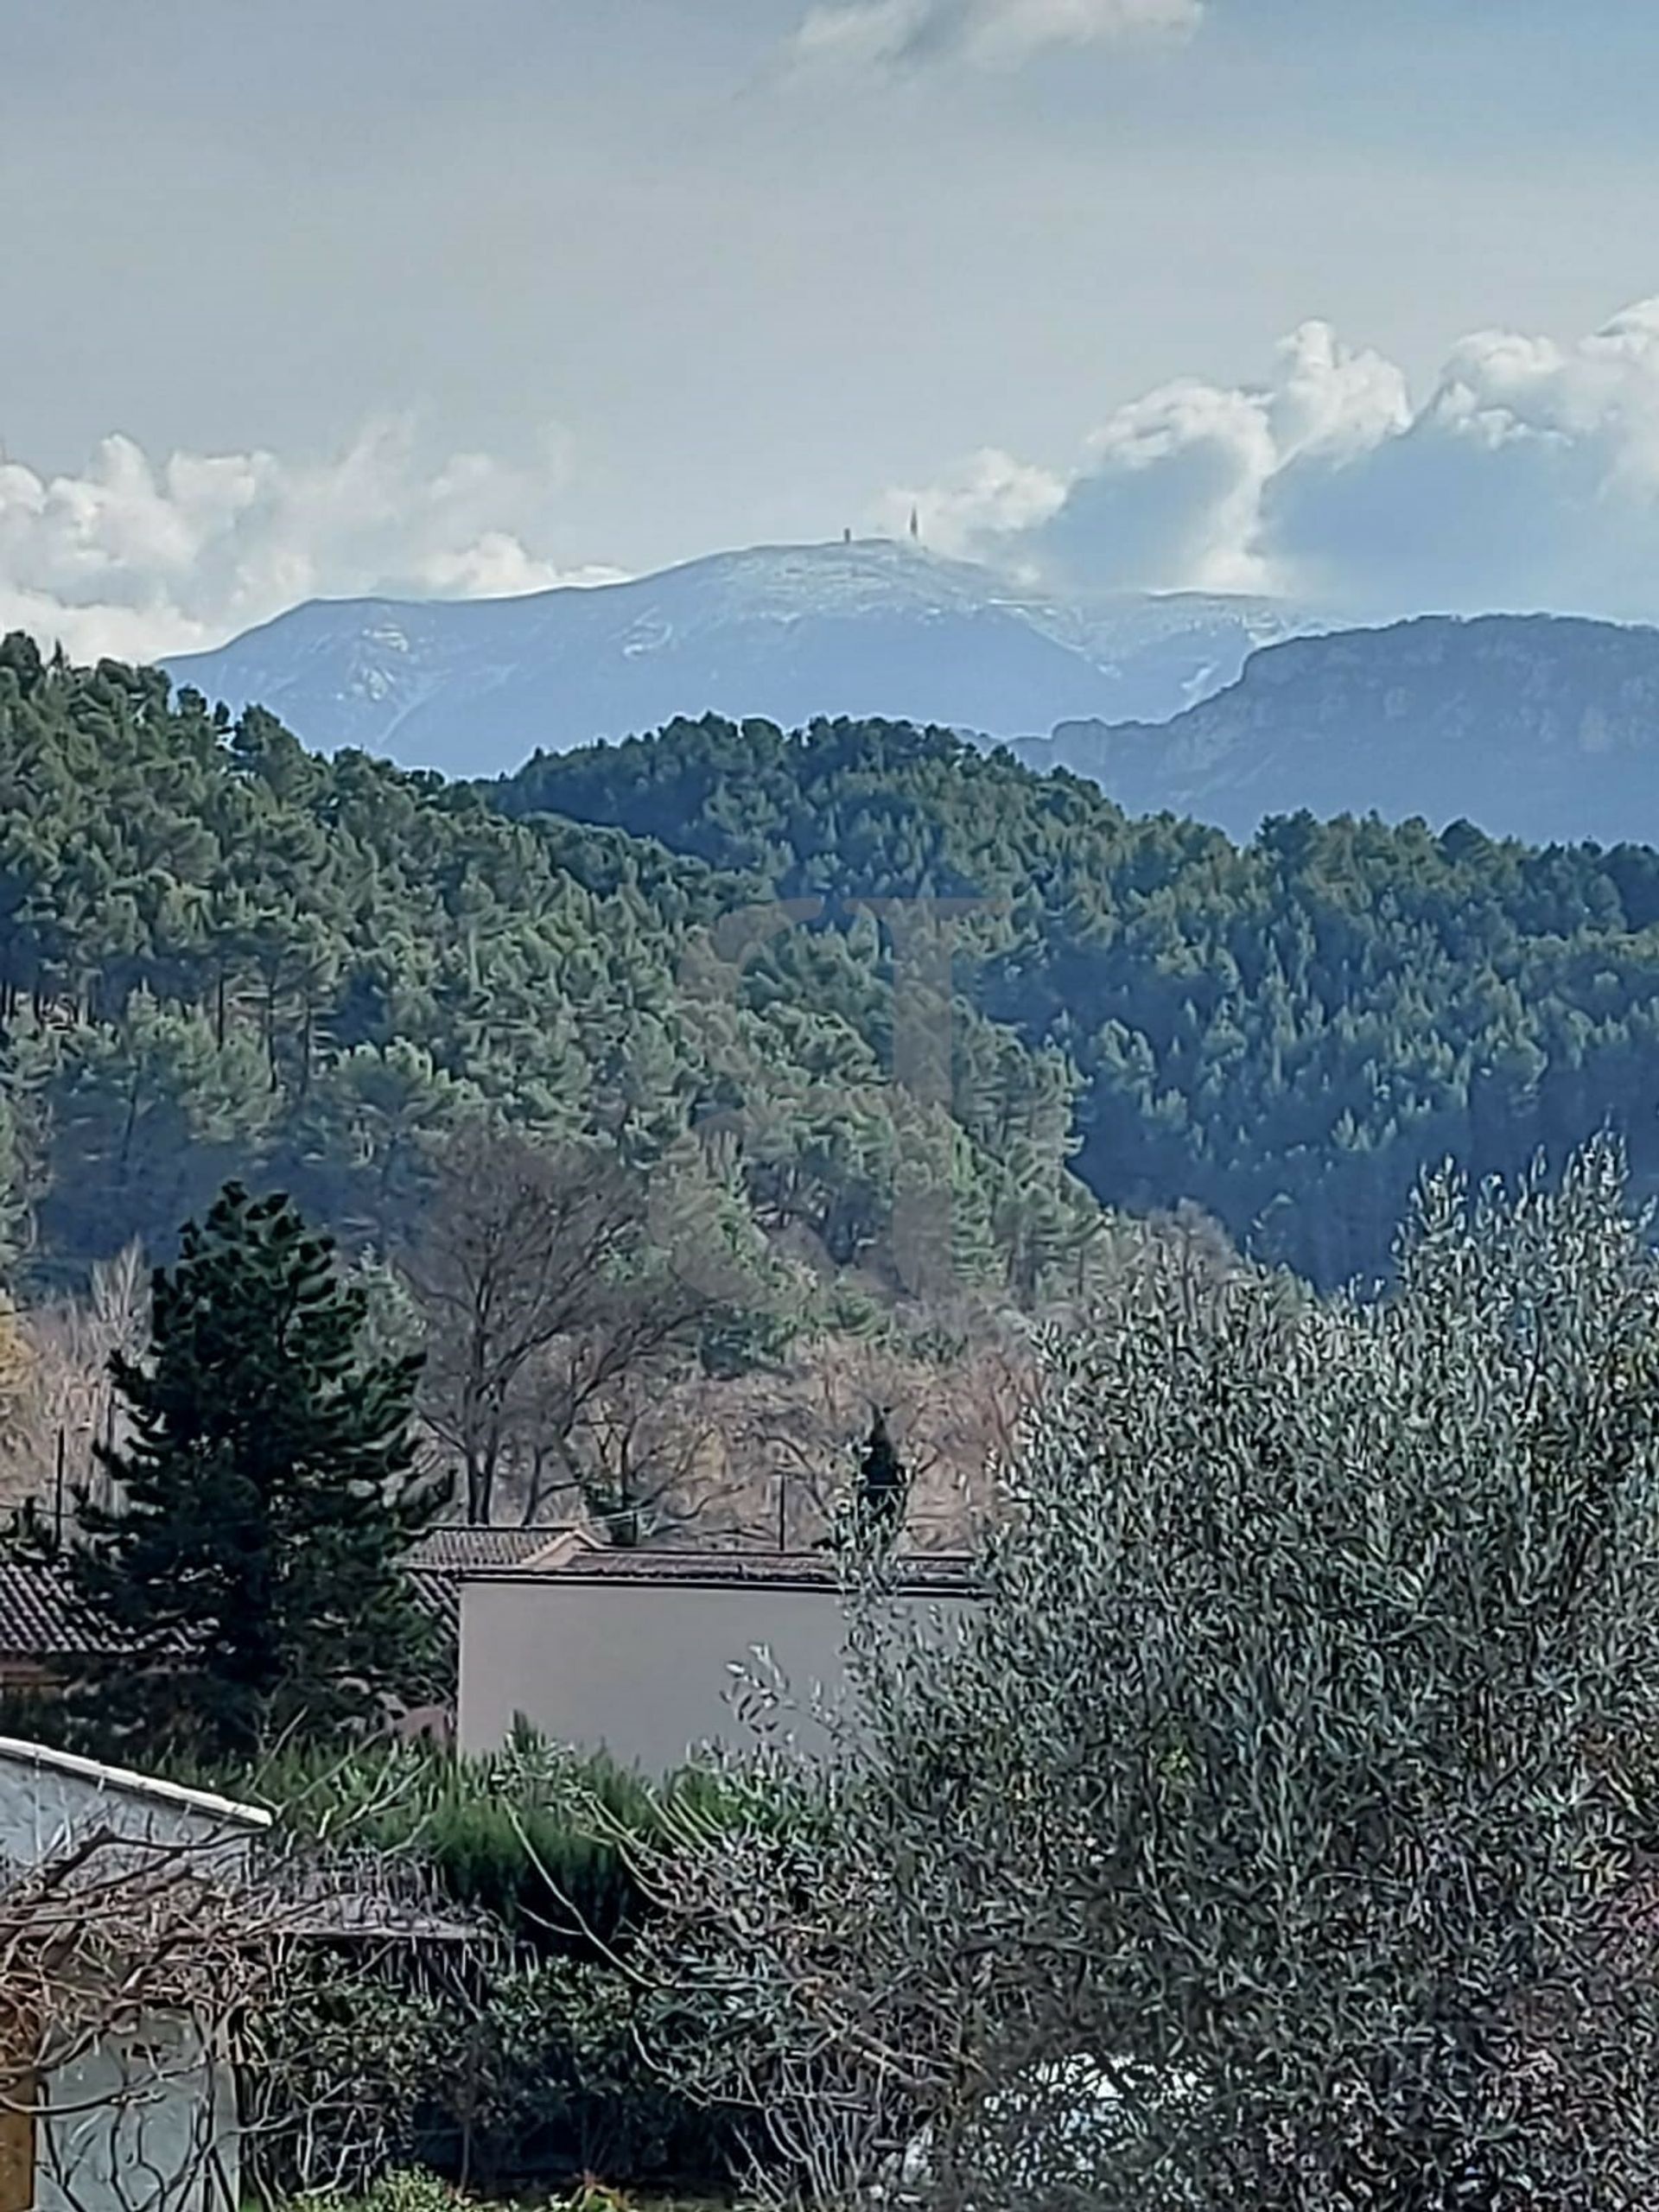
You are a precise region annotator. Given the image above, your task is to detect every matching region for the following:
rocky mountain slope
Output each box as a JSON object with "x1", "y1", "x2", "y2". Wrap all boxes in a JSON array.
[{"x1": 1013, "y1": 613, "x2": 1659, "y2": 846}]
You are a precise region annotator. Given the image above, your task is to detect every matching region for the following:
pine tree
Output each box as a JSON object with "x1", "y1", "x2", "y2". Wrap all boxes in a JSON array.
[
  {"x1": 65, "y1": 1182, "x2": 446, "y2": 1762},
  {"x1": 855, "y1": 1404, "x2": 907, "y2": 1550}
]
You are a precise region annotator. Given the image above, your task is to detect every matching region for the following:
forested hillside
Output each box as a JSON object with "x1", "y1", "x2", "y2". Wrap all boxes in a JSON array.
[
  {"x1": 14, "y1": 628, "x2": 1659, "y2": 1308},
  {"x1": 0, "y1": 638, "x2": 1097, "y2": 1307},
  {"x1": 493, "y1": 712, "x2": 1659, "y2": 1285}
]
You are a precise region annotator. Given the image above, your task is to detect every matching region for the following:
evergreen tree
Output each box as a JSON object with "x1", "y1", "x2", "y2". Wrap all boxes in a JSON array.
[
  {"x1": 855, "y1": 1404, "x2": 907, "y2": 1549},
  {"x1": 65, "y1": 1182, "x2": 446, "y2": 1761},
  {"x1": 24, "y1": 637, "x2": 1659, "y2": 1298}
]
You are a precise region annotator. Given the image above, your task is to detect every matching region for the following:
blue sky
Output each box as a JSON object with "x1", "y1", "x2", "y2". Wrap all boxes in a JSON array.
[{"x1": 5, "y1": 0, "x2": 1659, "y2": 652}]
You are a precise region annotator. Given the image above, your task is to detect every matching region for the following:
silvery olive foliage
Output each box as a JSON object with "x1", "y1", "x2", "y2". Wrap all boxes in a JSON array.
[{"x1": 629, "y1": 1141, "x2": 1659, "y2": 2210}]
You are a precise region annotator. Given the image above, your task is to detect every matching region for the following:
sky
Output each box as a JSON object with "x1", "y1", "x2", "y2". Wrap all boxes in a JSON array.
[{"x1": 8, "y1": 0, "x2": 1659, "y2": 657}]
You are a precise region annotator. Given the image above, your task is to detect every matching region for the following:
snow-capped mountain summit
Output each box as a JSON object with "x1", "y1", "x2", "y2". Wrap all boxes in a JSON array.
[{"x1": 163, "y1": 538, "x2": 1310, "y2": 778}]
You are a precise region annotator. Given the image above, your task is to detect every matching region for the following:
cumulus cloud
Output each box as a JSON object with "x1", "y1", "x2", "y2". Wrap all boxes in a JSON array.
[
  {"x1": 0, "y1": 418, "x2": 623, "y2": 665},
  {"x1": 898, "y1": 301, "x2": 1659, "y2": 620},
  {"x1": 874, "y1": 447, "x2": 1068, "y2": 558},
  {"x1": 789, "y1": 0, "x2": 1202, "y2": 75}
]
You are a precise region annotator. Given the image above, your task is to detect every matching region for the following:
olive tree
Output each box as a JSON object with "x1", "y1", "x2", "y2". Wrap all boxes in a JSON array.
[{"x1": 627, "y1": 1141, "x2": 1659, "y2": 2210}]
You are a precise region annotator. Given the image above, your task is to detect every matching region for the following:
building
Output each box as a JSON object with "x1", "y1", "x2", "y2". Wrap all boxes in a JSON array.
[
  {"x1": 0, "y1": 1529, "x2": 587, "y2": 1719},
  {"x1": 401, "y1": 1522, "x2": 586, "y2": 1636},
  {"x1": 0, "y1": 1563, "x2": 120, "y2": 1696},
  {"x1": 395, "y1": 1524, "x2": 589, "y2": 1741},
  {"x1": 0, "y1": 1735, "x2": 270, "y2": 2212},
  {"x1": 457, "y1": 1544, "x2": 976, "y2": 1770}
]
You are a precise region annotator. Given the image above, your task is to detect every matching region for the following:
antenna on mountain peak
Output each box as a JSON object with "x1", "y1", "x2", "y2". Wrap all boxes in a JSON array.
[{"x1": 908, "y1": 505, "x2": 921, "y2": 543}]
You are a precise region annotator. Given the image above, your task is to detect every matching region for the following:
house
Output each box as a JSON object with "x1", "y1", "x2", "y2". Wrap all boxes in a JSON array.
[
  {"x1": 0, "y1": 1529, "x2": 586, "y2": 1720},
  {"x1": 457, "y1": 1544, "x2": 977, "y2": 1770},
  {"x1": 396, "y1": 1524, "x2": 589, "y2": 1743},
  {"x1": 0, "y1": 1734, "x2": 271, "y2": 2212}
]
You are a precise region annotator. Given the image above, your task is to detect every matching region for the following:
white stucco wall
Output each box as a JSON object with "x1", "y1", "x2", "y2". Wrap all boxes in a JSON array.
[
  {"x1": 0, "y1": 1743, "x2": 265, "y2": 2212},
  {"x1": 459, "y1": 1571, "x2": 974, "y2": 1770},
  {"x1": 0, "y1": 1742, "x2": 261, "y2": 1881},
  {"x1": 36, "y1": 2014, "x2": 239, "y2": 2212}
]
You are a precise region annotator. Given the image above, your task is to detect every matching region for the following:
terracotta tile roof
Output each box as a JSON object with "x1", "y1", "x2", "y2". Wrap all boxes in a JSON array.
[
  {"x1": 0, "y1": 1532, "x2": 581, "y2": 1662},
  {"x1": 403, "y1": 1525, "x2": 581, "y2": 1574},
  {"x1": 472, "y1": 1546, "x2": 976, "y2": 1595},
  {"x1": 406, "y1": 1567, "x2": 461, "y2": 1633},
  {"x1": 0, "y1": 1561, "x2": 121, "y2": 1661},
  {"x1": 404, "y1": 1526, "x2": 586, "y2": 1636}
]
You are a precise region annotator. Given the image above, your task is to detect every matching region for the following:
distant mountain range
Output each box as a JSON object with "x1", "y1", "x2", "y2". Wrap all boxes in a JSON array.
[
  {"x1": 163, "y1": 539, "x2": 1305, "y2": 778},
  {"x1": 1011, "y1": 613, "x2": 1659, "y2": 847},
  {"x1": 162, "y1": 543, "x2": 1659, "y2": 849}
]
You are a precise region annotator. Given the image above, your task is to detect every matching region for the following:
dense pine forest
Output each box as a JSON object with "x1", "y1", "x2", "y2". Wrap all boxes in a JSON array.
[
  {"x1": 8, "y1": 634, "x2": 1659, "y2": 1308},
  {"x1": 495, "y1": 713, "x2": 1659, "y2": 1286},
  {"x1": 0, "y1": 639, "x2": 1096, "y2": 1310}
]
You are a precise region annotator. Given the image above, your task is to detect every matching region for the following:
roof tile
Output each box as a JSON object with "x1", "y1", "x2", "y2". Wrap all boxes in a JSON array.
[
  {"x1": 0, "y1": 1562, "x2": 122, "y2": 1660},
  {"x1": 403, "y1": 1525, "x2": 580, "y2": 1574},
  {"x1": 486, "y1": 1547, "x2": 976, "y2": 1594}
]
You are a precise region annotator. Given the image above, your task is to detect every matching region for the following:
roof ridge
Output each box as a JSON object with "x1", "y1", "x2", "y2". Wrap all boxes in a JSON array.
[{"x1": 0, "y1": 1733, "x2": 272, "y2": 1828}]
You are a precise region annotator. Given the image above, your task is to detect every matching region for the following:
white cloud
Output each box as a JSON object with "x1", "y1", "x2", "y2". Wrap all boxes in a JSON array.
[
  {"x1": 0, "y1": 418, "x2": 623, "y2": 665},
  {"x1": 789, "y1": 0, "x2": 1202, "y2": 75},
  {"x1": 874, "y1": 447, "x2": 1067, "y2": 557},
  {"x1": 899, "y1": 301, "x2": 1659, "y2": 620}
]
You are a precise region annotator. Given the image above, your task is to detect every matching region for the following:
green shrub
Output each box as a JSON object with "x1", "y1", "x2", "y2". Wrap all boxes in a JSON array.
[
  {"x1": 238, "y1": 1735, "x2": 769, "y2": 2196},
  {"x1": 194, "y1": 1728, "x2": 753, "y2": 1958},
  {"x1": 257, "y1": 1953, "x2": 748, "y2": 2198},
  {"x1": 462, "y1": 1958, "x2": 751, "y2": 2189},
  {"x1": 292, "y1": 2168, "x2": 466, "y2": 2212}
]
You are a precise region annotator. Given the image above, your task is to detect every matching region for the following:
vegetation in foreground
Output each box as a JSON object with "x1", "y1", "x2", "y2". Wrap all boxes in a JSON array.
[
  {"x1": 286, "y1": 2177, "x2": 722, "y2": 2212},
  {"x1": 625, "y1": 1139, "x2": 1659, "y2": 2210},
  {"x1": 18, "y1": 1136, "x2": 1659, "y2": 2208}
]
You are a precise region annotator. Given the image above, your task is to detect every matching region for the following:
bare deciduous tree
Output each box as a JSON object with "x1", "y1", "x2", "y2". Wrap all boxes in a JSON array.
[
  {"x1": 1, "y1": 1242, "x2": 149, "y2": 1523},
  {"x1": 0, "y1": 1800, "x2": 289, "y2": 2212},
  {"x1": 408, "y1": 1127, "x2": 720, "y2": 1525},
  {"x1": 569, "y1": 1360, "x2": 749, "y2": 1547},
  {"x1": 0, "y1": 1764, "x2": 493, "y2": 2212},
  {"x1": 713, "y1": 1325, "x2": 1035, "y2": 1554}
]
